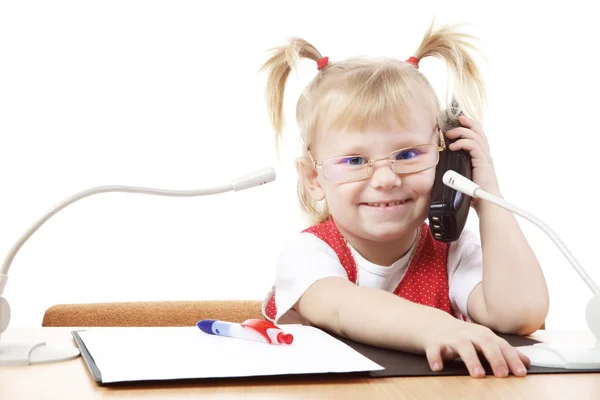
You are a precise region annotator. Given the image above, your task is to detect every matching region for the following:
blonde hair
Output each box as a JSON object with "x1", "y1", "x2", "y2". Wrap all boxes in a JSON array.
[{"x1": 260, "y1": 22, "x2": 486, "y2": 225}]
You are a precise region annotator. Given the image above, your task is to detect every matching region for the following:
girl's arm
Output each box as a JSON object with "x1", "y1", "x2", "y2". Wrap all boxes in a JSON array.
[
  {"x1": 295, "y1": 276, "x2": 530, "y2": 378},
  {"x1": 446, "y1": 115, "x2": 549, "y2": 335},
  {"x1": 467, "y1": 186, "x2": 549, "y2": 335}
]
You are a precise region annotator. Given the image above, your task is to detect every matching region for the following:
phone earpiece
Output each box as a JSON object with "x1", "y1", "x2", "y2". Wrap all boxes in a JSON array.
[{"x1": 428, "y1": 103, "x2": 473, "y2": 242}]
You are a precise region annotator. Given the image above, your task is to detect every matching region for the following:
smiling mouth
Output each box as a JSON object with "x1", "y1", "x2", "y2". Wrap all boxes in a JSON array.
[{"x1": 362, "y1": 200, "x2": 411, "y2": 207}]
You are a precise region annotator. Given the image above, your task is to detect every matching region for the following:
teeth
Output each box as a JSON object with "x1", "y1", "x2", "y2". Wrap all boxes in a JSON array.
[{"x1": 367, "y1": 200, "x2": 405, "y2": 207}]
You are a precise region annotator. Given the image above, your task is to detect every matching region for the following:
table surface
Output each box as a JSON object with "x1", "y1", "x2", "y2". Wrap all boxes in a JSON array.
[{"x1": 2, "y1": 327, "x2": 600, "y2": 400}]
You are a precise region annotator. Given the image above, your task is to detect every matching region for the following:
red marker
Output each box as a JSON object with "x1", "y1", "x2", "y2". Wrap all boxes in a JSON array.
[{"x1": 197, "y1": 318, "x2": 294, "y2": 345}]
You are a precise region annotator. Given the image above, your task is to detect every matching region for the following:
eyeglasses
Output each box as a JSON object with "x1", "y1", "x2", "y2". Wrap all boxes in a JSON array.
[{"x1": 308, "y1": 129, "x2": 446, "y2": 183}]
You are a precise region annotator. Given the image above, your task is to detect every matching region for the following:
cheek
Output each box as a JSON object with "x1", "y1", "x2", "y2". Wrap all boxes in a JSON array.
[
  {"x1": 321, "y1": 181, "x2": 364, "y2": 209},
  {"x1": 405, "y1": 169, "x2": 436, "y2": 195}
]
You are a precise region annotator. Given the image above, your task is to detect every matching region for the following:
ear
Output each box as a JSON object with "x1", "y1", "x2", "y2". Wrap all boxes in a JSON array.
[{"x1": 296, "y1": 157, "x2": 325, "y2": 201}]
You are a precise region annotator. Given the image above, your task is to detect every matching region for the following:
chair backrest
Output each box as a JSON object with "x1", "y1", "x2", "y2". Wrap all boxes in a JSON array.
[
  {"x1": 42, "y1": 300, "x2": 264, "y2": 327},
  {"x1": 43, "y1": 300, "x2": 545, "y2": 331}
]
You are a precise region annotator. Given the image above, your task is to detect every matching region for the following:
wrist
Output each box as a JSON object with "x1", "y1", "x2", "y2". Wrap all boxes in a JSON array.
[
  {"x1": 419, "y1": 313, "x2": 463, "y2": 351},
  {"x1": 474, "y1": 183, "x2": 502, "y2": 215}
]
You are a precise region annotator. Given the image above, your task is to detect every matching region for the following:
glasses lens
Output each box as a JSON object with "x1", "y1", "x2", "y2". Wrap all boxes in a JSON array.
[
  {"x1": 321, "y1": 155, "x2": 371, "y2": 182},
  {"x1": 390, "y1": 145, "x2": 439, "y2": 174}
]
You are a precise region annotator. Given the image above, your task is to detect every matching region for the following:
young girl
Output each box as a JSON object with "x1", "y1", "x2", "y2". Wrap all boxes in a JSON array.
[{"x1": 260, "y1": 23, "x2": 549, "y2": 378}]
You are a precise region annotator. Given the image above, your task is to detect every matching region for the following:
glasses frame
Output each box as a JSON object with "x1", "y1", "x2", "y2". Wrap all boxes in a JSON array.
[{"x1": 308, "y1": 129, "x2": 446, "y2": 183}]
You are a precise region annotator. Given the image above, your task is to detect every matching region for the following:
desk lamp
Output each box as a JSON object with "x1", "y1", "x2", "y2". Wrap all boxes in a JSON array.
[
  {"x1": 444, "y1": 170, "x2": 600, "y2": 369},
  {"x1": 0, "y1": 167, "x2": 276, "y2": 366}
]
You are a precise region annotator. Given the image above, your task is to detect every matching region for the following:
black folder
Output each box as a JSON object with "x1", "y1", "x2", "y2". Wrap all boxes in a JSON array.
[{"x1": 333, "y1": 333, "x2": 597, "y2": 376}]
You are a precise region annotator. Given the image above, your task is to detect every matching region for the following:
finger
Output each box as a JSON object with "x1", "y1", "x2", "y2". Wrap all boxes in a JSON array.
[
  {"x1": 458, "y1": 115, "x2": 490, "y2": 150},
  {"x1": 448, "y1": 139, "x2": 492, "y2": 164},
  {"x1": 445, "y1": 127, "x2": 489, "y2": 152},
  {"x1": 441, "y1": 346, "x2": 459, "y2": 361},
  {"x1": 476, "y1": 338, "x2": 509, "y2": 378},
  {"x1": 425, "y1": 345, "x2": 445, "y2": 372},
  {"x1": 452, "y1": 340, "x2": 486, "y2": 378},
  {"x1": 458, "y1": 115, "x2": 485, "y2": 136},
  {"x1": 519, "y1": 349, "x2": 531, "y2": 367},
  {"x1": 501, "y1": 346, "x2": 528, "y2": 377}
]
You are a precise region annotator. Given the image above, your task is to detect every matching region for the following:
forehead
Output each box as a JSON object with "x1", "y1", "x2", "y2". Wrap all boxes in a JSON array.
[
  {"x1": 302, "y1": 60, "x2": 439, "y2": 139},
  {"x1": 313, "y1": 109, "x2": 437, "y2": 157}
]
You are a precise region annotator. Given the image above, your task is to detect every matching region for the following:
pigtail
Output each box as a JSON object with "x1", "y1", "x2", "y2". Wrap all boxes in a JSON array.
[
  {"x1": 411, "y1": 22, "x2": 486, "y2": 122},
  {"x1": 260, "y1": 38, "x2": 323, "y2": 148},
  {"x1": 261, "y1": 38, "x2": 329, "y2": 225}
]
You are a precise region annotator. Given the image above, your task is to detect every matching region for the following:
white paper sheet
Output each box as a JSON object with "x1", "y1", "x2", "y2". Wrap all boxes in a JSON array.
[{"x1": 77, "y1": 325, "x2": 383, "y2": 383}]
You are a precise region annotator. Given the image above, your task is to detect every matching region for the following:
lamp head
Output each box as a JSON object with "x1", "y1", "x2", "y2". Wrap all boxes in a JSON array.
[
  {"x1": 586, "y1": 294, "x2": 600, "y2": 340},
  {"x1": 231, "y1": 167, "x2": 276, "y2": 191},
  {"x1": 0, "y1": 296, "x2": 10, "y2": 334}
]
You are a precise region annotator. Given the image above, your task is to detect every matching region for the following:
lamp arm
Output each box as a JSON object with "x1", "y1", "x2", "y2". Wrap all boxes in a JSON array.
[
  {"x1": 0, "y1": 184, "x2": 231, "y2": 295},
  {"x1": 443, "y1": 169, "x2": 600, "y2": 296},
  {"x1": 474, "y1": 189, "x2": 599, "y2": 296},
  {"x1": 0, "y1": 166, "x2": 276, "y2": 297}
]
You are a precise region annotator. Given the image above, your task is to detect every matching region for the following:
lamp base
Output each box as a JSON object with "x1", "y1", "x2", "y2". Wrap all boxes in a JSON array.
[
  {"x1": 517, "y1": 343, "x2": 600, "y2": 369},
  {"x1": 0, "y1": 341, "x2": 80, "y2": 366}
]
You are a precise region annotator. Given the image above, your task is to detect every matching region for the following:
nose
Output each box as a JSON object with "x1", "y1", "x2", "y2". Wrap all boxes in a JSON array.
[{"x1": 369, "y1": 162, "x2": 402, "y2": 189}]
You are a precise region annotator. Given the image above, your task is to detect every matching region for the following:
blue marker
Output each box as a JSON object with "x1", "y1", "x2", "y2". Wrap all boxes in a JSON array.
[{"x1": 196, "y1": 318, "x2": 294, "y2": 345}]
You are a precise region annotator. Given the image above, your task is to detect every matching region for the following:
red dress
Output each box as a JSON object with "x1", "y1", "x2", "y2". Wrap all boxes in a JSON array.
[{"x1": 263, "y1": 218, "x2": 454, "y2": 321}]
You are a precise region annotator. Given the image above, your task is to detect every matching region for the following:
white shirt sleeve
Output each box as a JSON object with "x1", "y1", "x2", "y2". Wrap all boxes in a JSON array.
[
  {"x1": 274, "y1": 232, "x2": 349, "y2": 323},
  {"x1": 447, "y1": 229, "x2": 483, "y2": 321}
]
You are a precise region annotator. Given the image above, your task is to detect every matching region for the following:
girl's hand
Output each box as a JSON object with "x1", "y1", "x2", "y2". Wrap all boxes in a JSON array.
[
  {"x1": 422, "y1": 319, "x2": 530, "y2": 378},
  {"x1": 444, "y1": 115, "x2": 499, "y2": 211}
]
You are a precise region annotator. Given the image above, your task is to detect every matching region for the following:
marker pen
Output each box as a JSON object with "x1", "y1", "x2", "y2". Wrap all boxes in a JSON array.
[{"x1": 196, "y1": 318, "x2": 294, "y2": 345}]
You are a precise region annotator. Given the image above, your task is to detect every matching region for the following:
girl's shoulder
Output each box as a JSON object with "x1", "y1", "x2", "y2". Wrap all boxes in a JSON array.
[
  {"x1": 278, "y1": 231, "x2": 340, "y2": 260},
  {"x1": 449, "y1": 228, "x2": 481, "y2": 252}
]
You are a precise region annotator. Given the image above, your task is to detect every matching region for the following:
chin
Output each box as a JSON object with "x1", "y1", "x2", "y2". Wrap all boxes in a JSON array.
[{"x1": 360, "y1": 220, "x2": 418, "y2": 242}]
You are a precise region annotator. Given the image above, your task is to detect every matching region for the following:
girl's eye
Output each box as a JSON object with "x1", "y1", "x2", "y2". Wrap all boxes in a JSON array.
[
  {"x1": 339, "y1": 156, "x2": 367, "y2": 166},
  {"x1": 395, "y1": 149, "x2": 420, "y2": 160}
]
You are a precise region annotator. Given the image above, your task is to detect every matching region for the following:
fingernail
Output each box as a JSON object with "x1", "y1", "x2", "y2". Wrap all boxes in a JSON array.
[
  {"x1": 517, "y1": 367, "x2": 527, "y2": 375},
  {"x1": 432, "y1": 362, "x2": 441, "y2": 371},
  {"x1": 474, "y1": 367, "x2": 484, "y2": 377},
  {"x1": 498, "y1": 367, "x2": 508, "y2": 377}
]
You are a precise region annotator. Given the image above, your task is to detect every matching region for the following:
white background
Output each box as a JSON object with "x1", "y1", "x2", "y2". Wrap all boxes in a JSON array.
[{"x1": 0, "y1": 1, "x2": 598, "y2": 330}]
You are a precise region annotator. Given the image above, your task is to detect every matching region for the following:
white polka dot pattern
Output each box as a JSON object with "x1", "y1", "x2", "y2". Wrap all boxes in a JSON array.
[{"x1": 263, "y1": 217, "x2": 453, "y2": 320}]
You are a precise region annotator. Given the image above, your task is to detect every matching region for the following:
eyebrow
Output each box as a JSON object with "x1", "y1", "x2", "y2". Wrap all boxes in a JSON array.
[{"x1": 333, "y1": 136, "x2": 432, "y2": 156}]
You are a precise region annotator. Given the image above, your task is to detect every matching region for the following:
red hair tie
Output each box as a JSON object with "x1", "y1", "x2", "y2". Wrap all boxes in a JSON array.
[
  {"x1": 317, "y1": 56, "x2": 329, "y2": 70},
  {"x1": 406, "y1": 56, "x2": 420, "y2": 68}
]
